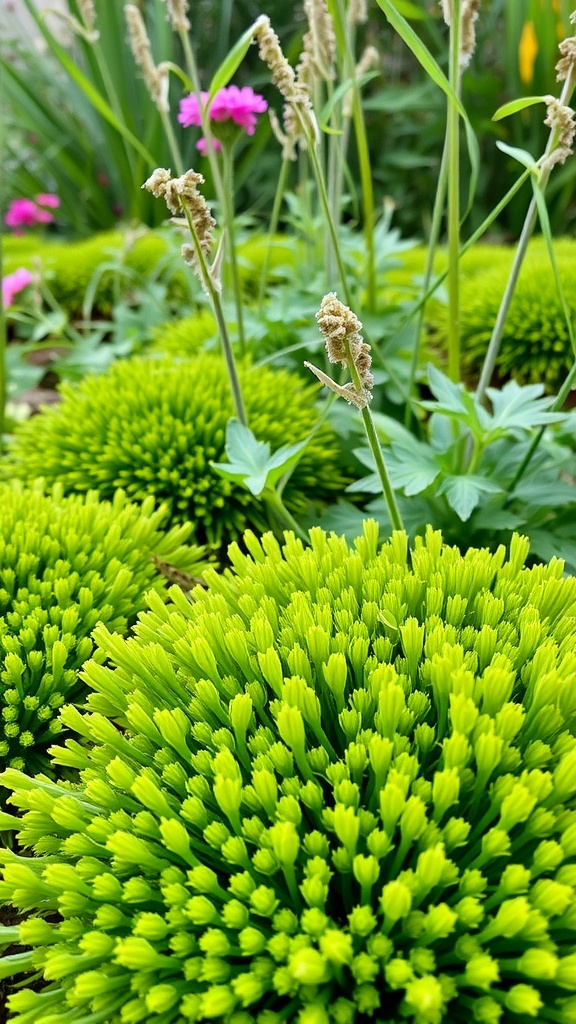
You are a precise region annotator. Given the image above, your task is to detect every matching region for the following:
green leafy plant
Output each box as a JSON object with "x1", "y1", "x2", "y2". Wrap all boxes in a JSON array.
[
  {"x1": 5, "y1": 353, "x2": 345, "y2": 548},
  {"x1": 346, "y1": 366, "x2": 576, "y2": 565},
  {"x1": 3, "y1": 523, "x2": 576, "y2": 1021},
  {"x1": 0, "y1": 482, "x2": 206, "y2": 776}
]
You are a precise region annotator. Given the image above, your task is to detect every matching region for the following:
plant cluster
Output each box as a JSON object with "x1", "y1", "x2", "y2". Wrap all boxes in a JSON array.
[
  {"x1": 3, "y1": 524, "x2": 576, "y2": 1022},
  {"x1": 5, "y1": 353, "x2": 345, "y2": 547},
  {"x1": 0, "y1": 483, "x2": 206, "y2": 776}
]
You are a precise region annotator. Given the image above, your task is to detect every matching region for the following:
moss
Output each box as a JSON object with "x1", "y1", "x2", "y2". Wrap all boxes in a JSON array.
[
  {"x1": 149, "y1": 309, "x2": 217, "y2": 357},
  {"x1": 3, "y1": 230, "x2": 186, "y2": 315},
  {"x1": 0, "y1": 483, "x2": 205, "y2": 775},
  {"x1": 2, "y1": 524, "x2": 576, "y2": 1021},
  {"x1": 7, "y1": 353, "x2": 345, "y2": 547},
  {"x1": 432, "y1": 239, "x2": 576, "y2": 389}
]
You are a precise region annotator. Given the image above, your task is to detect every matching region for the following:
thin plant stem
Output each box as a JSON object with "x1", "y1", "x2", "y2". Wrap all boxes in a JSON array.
[
  {"x1": 360, "y1": 404, "x2": 405, "y2": 533},
  {"x1": 178, "y1": 30, "x2": 226, "y2": 209},
  {"x1": 181, "y1": 207, "x2": 247, "y2": 427},
  {"x1": 221, "y1": 144, "x2": 246, "y2": 354},
  {"x1": 343, "y1": 337, "x2": 404, "y2": 533},
  {"x1": 159, "y1": 109, "x2": 185, "y2": 177},
  {"x1": 257, "y1": 156, "x2": 291, "y2": 311},
  {"x1": 264, "y1": 490, "x2": 309, "y2": 543},
  {"x1": 446, "y1": 0, "x2": 462, "y2": 382},
  {"x1": 475, "y1": 68, "x2": 576, "y2": 404},
  {"x1": 301, "y1": 115, "x2": 354, "y2": 307},
  {"x1": 395, "y1": 165, "x2": 534, "y2": 341},
  {"x1": 329, "y1": 0, "x2": 377, "y2": 311},
  {"x1": 404, "y1": 136, "x2": 449, "y2": 427},
  {"x1": 506, "y1": 357, "x2": 576, "y2": 497}
]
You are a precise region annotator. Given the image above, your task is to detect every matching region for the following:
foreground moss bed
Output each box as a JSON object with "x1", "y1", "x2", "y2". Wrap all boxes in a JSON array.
[
  {"x1": 0, "y1": 483, "x2": 204, "y2": 776},
  {"x1": 3, "y1": 523, "x2": 576, "y2": 1022}
]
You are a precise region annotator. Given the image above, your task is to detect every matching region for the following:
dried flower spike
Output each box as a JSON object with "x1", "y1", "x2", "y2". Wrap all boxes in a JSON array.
[
  {"x1": 305, "y1": 292, "x2": 373, "y2": 409},
  {"x1": 543, "y1": 96, "x2": 576, "y2": 167},
  {"x1": 160, "y1": 0, "x2": 190, "y2": 33},
  {"x1": 125, "y1": 4, "x2": 169, "y2": 112},
  {"x1": 254, "y1": 14, "x2": 319, "y2": 155},
  {"x1": 143, "y1": 168, "x2": 216, "y2": 287}
]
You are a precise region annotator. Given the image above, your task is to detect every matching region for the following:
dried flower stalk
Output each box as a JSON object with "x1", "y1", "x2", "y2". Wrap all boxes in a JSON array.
[
  {"x1": 125, "y1": 4, "x2": 169, "y2": 112},
  {"x1": 305, "y1": 293, "x2": 373, "y2": 409}
]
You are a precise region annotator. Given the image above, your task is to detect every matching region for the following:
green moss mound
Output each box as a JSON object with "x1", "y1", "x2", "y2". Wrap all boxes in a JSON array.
[
  {"x1": 149, "y1": 309, "x2": 217, "y2": 357},
  {"x1": 7, "y1": 353, "x2": 344, "y2": 546},
  {"x1": 422, "y1": 237, "x2": 573, "y2": 389},
  {"x1": 0, "y1": 483, "x2": 205, "y2": 776},
  {"x1": 3, "y1": 524, "x2": 576, "y2": 1021},
  {"x1": 4, "y1": 230, "x2": 187, "y2": 315}
]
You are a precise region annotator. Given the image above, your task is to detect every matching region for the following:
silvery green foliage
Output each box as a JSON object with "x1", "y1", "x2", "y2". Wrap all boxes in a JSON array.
[
  {"x1": 3, "y1": 522, "x2": 576, "y2": 1022},
  {"x1": 0, "y1": 482, "x2": 205, "y2": 775}
]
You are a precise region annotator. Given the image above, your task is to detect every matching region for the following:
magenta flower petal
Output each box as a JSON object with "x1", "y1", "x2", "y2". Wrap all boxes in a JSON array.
[
  {"x1": 196, "y1": 137, "x2": 222, "y2": 154},
  {"x1": 178, "y1": 85, "x2": 267, "y2": 138},
  {"x1": 35, "y1": 193, "x2": 60, "y2": 208},
  {"x1": 178, "y1": 91, "x2": 209, "y2": 127},
  {"x1": 2, "y1": 267, "x2": 33, "y2": 308},
  {"x1": 5, "y1": 199, "x2": 40, "y2": 229}
]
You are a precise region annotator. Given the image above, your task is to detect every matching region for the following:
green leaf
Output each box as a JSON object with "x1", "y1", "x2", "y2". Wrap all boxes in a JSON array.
[
  {"x1": 319, "y1": 71, "x2": 380, "y2": 132},
  {"x1": 493, "y1": 96, "x2": 546, "y2": 121},
  {"x1": 211, "y1": 419, "x2": 307, "y2": 497},
  {"x1": 29, "y1": 29, "x2": 156, "y2": 167},
  {"x1": 373, "y1": 0, "x2": 479, "y2": 208},
  {"x1": 349, "y1": 438, "x2": 440, "y2": 497},
  {"x1": 486, "y1": 380, "x2": 566, "y2": 432},
  {"x1": 207, "y1": 19, "x2": 261, "y2": 102},
  {"x1": 496, "y1": 141, "x2": 538, "y2": 172},
  {"x1": 437, "y1": 475, "x2": 502, "y2": 521}
]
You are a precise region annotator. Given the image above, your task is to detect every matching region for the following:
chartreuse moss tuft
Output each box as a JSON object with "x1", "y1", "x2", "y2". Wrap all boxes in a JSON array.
[
  {"x1": 3, "y1": 523, "x2": 576, "y2": 1022},
  {"x1": 0, "y1": 482, "x2": 206, "y2": 776},
  {"x1": 4, "y1": 230, "x2": 188, "y2": 315},
  {"x1": 6, "y1": 353, "x2": 344, "y2": 546},
  {"x1": 422, "y1": 238, "x2": 576, "y2": 389},
  {"x1": 149, "y1": 309, "x2": 218, "y2": 357}
]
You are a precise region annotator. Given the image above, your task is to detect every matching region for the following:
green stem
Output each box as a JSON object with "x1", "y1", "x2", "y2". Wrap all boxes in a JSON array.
[
  {"x1": 221, "y1": 144, "x2": 246, "y2": 354},
  {"x1": 181, "y1": 207, "x2": 247, "y2": 427},
  {"x1": 404, "y1": 135, "x2": 449, "y2": 427},
  {"x1": 178, "y1": 31, "x2": 226, "y2": 210},
  {"x1": 302, "y1": 116, "x2": 354, "y2": 307},
  {"x1": 160, "y1": 108, "x2": 185, "y2": 177},
  {"x1": 506, "y1": 355, "x2": 576, "y2": 498},
  {"x1": 475, "y1": 67, "x2": 576, "y2": 404},
  {"x1": 394, "y1": 165, "x2": 533, "y2": 343},
  {"x1": 446, "y1": 0, "x2": 462, "y2": 382},
  {"x1": 265, "y1": 490, "x2": 309, "y2": 543},
  {"x1": 257, "y1": 157, "x2": 291, "y2": 311},
  {"x1": 343, "y1": 336, "x2": 404, "y2": 533}
]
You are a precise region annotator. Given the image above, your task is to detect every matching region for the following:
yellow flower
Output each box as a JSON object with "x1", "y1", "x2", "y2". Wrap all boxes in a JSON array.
[{"x1": 519, "y1": 20, "x2": 538, "y2": 86}]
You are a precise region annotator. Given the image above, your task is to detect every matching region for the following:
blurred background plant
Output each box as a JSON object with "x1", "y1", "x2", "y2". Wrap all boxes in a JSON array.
[{"x1": 3, "y1": 0, "x2": 576, "y2": 238}]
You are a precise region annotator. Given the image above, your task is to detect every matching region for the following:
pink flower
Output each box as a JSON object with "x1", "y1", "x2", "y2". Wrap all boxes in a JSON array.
[
  {"x1": 2, "y1": 267, "x2": 33, "y2": 308},
  {"x1": 196, "y1": 137, "x2": 222, "y2": 154},
  {"x1": 35, "y1": 193, "x2": 60, "y2": 209},
  {"x1": 4, "y1": 195, "x2": 59, "y2": 232},
  {"x1": 178, "y1": 86, "x2": 268, "y2": 152},
  {"x1": 5, "y1": 199, "x2": 42, "y2": 229}
]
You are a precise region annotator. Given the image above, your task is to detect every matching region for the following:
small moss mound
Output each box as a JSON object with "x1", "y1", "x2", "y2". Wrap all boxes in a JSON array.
[
  {"x1": 3, "y1": 523, "x2": 576, "y2": 1022},
  {"x1": 0, "y1": 483, "x2": 205, "y2": 776},
  {"x1": 7, "y1": 354, "x2": 344, "y2": 546},
  {"x1": 424, "y1": 239, "x2": 576, "y2": 389},
  {"x1": 4, "y1": 230, "x2": 187, "y2": 315},
  {"x1": 149, "y1": 309, "x2": 217, "y2": 357}
]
